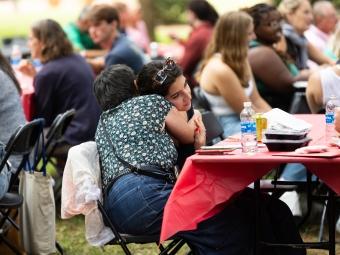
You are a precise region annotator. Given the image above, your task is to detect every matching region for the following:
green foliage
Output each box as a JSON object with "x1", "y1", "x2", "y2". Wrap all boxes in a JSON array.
[
  {"x1": 0, "y1": 9, "x2": 78, "y2": 42},
  {"x1": 154, "y1": 0, "x2": 190, "y2": 24}
]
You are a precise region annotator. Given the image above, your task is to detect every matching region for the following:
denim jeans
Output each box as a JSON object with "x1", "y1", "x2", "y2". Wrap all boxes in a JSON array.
[
  {"x1": 281, "y1": 163, "x2": 317, "y2": 181},
  {"x1": 105, "y1": 173, "x2": 172, "y2": 235},
  {"x1": 218, "y1": 114, "x2": 240, "y2": 137},
  {"x1": 105, "y1": 174, "x2": 305, "y2": 255}
]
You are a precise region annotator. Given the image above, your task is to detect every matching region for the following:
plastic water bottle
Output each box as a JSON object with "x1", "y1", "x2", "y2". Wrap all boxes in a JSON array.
[
  {"x1": 240, "y1": 102, "x2": 257, "y2": 154},
  {"x1": 32, "y1": 59, "x2": 43, "y2": 72},
  {"x1": 325, "y1": 95, "x2": 339, "y2": 143},
  {"x1": 149, "y1": 42, "x2": 160, "y2": 60},
  {"x1": 10, "y1": 44, "x2": 22, "y2": 68}
]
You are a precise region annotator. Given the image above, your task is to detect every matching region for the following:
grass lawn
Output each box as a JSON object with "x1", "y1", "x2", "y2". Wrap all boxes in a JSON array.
[
  {"x1": 56, "y1": 216, "x2": 190, "y2": 255},
  {"x1": 57, "y1": 215, "x2": 339, "y2": 255}
]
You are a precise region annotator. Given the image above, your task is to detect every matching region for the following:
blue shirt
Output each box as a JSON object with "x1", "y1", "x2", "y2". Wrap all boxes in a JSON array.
[{"x1": 105, "y1": 34, "x2": 145, "y2": 74}]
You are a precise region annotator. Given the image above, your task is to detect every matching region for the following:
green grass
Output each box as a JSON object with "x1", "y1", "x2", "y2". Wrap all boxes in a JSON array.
[
  {"x1": 57, "y1": 215, "x2": 339, "y2": 255},
  {"x1": 56, "y1": 216, "x2": 190, "y2": 255}
]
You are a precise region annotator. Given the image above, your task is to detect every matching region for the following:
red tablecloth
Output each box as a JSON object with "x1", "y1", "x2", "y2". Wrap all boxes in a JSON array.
[
  {"x1": 160, "y1": 114, "x2": 340, "y2": 242},
  {"x1": 16, "y1": 71, "x2": 34, "y2": 121}
]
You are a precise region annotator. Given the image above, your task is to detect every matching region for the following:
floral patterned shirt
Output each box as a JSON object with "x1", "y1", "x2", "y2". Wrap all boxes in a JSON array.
[{"x1": 95, "y1": 95, "x2": 178, "y2": 192}]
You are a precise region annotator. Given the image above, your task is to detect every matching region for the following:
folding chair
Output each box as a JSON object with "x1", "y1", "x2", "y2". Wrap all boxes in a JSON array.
[
  {"x1": 192, "y1": 87, "x2": 211, "y2": 111},
  {"x1": 201, "y1": 110, "x2": 224, "y2": 145},
  {"x1": 97, "y1": 165, "x2": 188, "y2": 254},
  {"x1": 289, "y1": 91, "x2": 311, "y2": 114},
  {"x1": 97, "y1": 200, "x2": 187, "y2": 255},
  {"x1": 34, "y1": 109, "x2": 76, "y2": 170},
  {"x1": 33, "y1": 109, "x2": 76, "y2": 220},
  {"x1": 0, "y1": 118, "x2": 44, "y2": 255},
  {"x1": 62, "y1": 142, "x2": 188, "y2": 255}
]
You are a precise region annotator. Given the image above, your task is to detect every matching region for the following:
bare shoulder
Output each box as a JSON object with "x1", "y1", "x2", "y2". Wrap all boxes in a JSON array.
[
  {"x1": 204, "y1": 57, "x2": 235, "y2": 78},
  {"x1": 249, "y1": 45, "x2": 275, "y2": 56},
  {"x1": 308, "y1": 70, "x2": 321, "y2": 85},
  {"x1": 249, "y1": 46, "x2": 280, "y2": 62}
]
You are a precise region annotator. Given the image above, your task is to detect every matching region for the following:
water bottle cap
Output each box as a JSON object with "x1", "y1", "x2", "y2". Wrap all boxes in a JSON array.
[
  {"x1": 150, "y1": 42, "x2": 158, "y2": 49},
  {"x1": 244, "y1": 101, "x2": 251, "y2": 107}
]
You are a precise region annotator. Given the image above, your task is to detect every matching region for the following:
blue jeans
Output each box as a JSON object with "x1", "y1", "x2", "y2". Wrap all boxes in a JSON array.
[
  {"x1": 218, "y1": 114, "x2": 240, "y2": 137},
  {"x1": 105, "y1": 174, "x2": 305, "y2": 255},
  {"x1": 281, "y1": 163, "x2": 317, "y2": 181},
  {"x1": 105, "y1": 173, "x2": 171, "y2": 235}
]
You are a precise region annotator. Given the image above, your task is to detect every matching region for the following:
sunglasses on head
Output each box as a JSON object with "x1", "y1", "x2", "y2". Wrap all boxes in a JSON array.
[{"x1": 153, "y1": 58, "x2": 176, "y2": 86}]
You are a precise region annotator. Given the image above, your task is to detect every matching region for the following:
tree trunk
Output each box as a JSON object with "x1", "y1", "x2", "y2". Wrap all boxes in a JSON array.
[{"x1": 139, "y1": 0, "x2": 157, "y2": 41}]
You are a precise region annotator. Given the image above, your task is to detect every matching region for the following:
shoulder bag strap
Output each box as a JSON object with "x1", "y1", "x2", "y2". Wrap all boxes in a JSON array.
[{"x1": 100, "y1": 118, "x2": 176, "y2": 183}]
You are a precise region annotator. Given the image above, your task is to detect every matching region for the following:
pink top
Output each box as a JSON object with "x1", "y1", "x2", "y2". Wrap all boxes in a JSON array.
[
  {"x1": 161, "y1": 114, "x2": 340, "y2": 242},
  {"x1": 304, "y1": 25, "x2": 330, "y2": 52}
]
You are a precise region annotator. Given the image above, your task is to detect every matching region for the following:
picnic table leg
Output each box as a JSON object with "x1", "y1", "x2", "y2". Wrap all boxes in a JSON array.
[
  {"x1": 328, "y1": 190, "x2": 335, "y2": 255},
  {"x1": 254, "y1": 179, "x2": 261, "y2": 255}
]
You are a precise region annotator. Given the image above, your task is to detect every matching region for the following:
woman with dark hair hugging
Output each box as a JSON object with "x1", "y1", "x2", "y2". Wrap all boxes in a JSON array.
[{"x1": 94, "y1": 60, "x2": 305, "y2": 255}]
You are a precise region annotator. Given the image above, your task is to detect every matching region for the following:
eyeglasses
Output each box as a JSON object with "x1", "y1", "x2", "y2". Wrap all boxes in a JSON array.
[
  {"x1": 262, "y1": 19, "x2": 283, "y2": 29},
  {"x1": 153, "y1": 58, "x2": 176, "y2": 86}
]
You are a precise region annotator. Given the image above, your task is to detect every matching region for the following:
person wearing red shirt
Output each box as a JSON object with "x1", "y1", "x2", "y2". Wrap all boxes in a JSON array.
[{"x1": 172, "y1": 0, "x2": 218, "y2": 87}]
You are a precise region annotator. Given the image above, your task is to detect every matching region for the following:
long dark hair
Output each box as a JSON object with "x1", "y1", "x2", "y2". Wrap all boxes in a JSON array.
[
  {"x1": 136, "y1": 60, "x2": 182, "y2": 97},
  {"x1": 188, "y1": 0, "x2": 219, "y2": 25},
  {"x1": 31, "y1": 19, "x2": 73, "y2": 63},
  {"x1": 0, "y1": 52, "x2": 21, "y2": 94}
]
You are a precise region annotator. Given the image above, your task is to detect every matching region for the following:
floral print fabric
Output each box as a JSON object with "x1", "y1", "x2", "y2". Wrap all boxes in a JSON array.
[{"x1": 95, "y1": 95, "x2": 178, "y2": 192}]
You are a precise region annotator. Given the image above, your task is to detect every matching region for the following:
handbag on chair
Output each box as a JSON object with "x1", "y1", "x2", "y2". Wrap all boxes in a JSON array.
[{"x1": 19, "y1": 134, "x2": 56, "y2": 254}]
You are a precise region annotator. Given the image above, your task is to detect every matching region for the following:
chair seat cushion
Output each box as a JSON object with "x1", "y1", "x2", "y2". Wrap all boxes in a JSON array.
[{"x1": 0, "y1": 192, "x2": 23, "y2": 208}]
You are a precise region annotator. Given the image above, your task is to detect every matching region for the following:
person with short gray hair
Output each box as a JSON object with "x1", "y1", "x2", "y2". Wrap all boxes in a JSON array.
[{"x1": 305, "y1": 0, "x2": 338, "y2": 52}]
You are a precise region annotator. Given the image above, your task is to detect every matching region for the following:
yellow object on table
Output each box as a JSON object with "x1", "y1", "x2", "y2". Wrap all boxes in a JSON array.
[{"x1": 255, "y1": 113, "x2": 267, "y2": 142}]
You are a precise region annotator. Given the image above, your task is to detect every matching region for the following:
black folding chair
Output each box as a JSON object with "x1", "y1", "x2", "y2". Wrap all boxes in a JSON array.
[
  {"x1": 0, "y1": 118, "x2": 44, "y2": 255},
  {"x1": 33, "y1": 109, "x2": 76, "y2": 221},
  {"x1": 192, "y1": 87, "x2": 211, "y2": 111},
  {"x1": 201, "y1": 110, "x2": 224, "y2": 145},
  {"x1": 34, "y1": 109, "x2": 76, "y2": 170},
  {"x1": 97, "y1": 200, "x2": 187, "y2": 255},
  {"x1": 63, "y1": 141, "x2": 188, "y2": 255},
  {"x1": 289, "y1": 91, "x2": 311, "y2": 114}
]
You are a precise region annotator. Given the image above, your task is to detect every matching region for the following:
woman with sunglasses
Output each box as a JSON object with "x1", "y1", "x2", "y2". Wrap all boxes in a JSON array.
[
  {"x1": 199, "y1": 11, "x2": 271, "y2": 137},
  {"x1": 95, "y1": 60, "x2": 305, "y2": 254},
  {"x1": 246, "y1": 3, "x2": 311, "y2": 112}
]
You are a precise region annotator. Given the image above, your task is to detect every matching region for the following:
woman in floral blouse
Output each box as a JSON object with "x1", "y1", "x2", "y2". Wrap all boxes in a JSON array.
[{"x1": 94, "y1": 61, "x2": 304, "y2": 255}]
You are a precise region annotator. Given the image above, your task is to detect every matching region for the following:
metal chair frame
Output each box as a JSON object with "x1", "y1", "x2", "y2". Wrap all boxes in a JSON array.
[
  {"x1": 0, "y1": 118, "x2": 44, "y2": 254},
  {"x1": 33, "y1": 109, "x2": 76, "y2": 170},
  {"x1": 97, "y1": 200, "x2": 187, "y2": 255}
]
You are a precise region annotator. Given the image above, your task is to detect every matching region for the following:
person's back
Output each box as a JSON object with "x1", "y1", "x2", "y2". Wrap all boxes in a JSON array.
[
  {"x1": 0, "y1": 69, "x2": 25, "y2": 144},
  {"x1": 106, "y1": 34, "x2": 145, "y2": 73},
  {"x1": 96, "y1": 94, "x2": 177, "y2": 192},
  {"x1": 306, "y1": 65, "x2": 340, "y2": 113},
  {"x1": 34, "y1": 53, "x2": 100, "y2": 145},
  {"x1": 0, "y1": 54, "x2": 26, "y2": 199}
]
